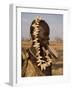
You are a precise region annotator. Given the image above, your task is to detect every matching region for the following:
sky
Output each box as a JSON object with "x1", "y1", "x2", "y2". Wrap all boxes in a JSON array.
[{"x1": 21, "y1": 12, "x2": 63, "y2": 41}]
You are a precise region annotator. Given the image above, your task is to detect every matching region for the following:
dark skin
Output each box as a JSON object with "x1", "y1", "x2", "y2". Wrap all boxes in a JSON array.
[{"x1": 39, "y1": 26, "x2": 50, "y2": 49}]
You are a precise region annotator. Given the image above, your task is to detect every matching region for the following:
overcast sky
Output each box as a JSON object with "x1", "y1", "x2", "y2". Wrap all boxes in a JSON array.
[{"x1": 21, "y1": 12, "x2": 63, "y2": 41}]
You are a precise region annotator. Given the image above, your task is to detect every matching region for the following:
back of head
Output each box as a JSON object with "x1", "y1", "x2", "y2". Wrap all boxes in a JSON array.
[{"x1": 30, "y1": 18, "x2": 50, "y2": 40}]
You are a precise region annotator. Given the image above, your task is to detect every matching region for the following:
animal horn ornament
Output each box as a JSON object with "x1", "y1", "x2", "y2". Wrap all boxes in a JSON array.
[{"x1": 32, "y1": 16, "x2": 52, "y2": 71}]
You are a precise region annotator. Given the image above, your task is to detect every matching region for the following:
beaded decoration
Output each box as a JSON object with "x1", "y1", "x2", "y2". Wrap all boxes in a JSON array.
[{"x1": 32, "y1": 16, "x2": 52, "y2": 71}]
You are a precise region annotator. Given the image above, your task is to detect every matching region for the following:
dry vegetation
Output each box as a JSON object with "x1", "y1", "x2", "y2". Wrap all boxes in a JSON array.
[{"x1": 21, "y1": 40, "x2": 63, "y2": 75}]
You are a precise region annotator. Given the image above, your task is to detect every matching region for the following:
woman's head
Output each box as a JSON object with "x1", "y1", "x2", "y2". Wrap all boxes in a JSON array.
[{"x1": 30, "y1": 17, "x2": 50, "y2": 48}]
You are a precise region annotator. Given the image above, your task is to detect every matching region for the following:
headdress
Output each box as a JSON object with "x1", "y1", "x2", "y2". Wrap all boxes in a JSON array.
[{"x1": 32, "y1": 16, "x2": 52, "y2": 71}]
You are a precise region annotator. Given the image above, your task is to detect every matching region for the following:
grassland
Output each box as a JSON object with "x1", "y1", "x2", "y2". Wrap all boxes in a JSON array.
[{"x1": 21, "y1": 40, "x2": 63, "y2": 75}]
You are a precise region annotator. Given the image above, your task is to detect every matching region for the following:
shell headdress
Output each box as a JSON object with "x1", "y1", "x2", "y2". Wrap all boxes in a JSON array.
[{"x1": 32, "y1": 16, "x2": 52, "y2": 71}]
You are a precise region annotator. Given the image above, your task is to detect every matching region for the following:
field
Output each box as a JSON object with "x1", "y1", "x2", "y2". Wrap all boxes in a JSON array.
[{"x1": 21, "y1": 40, "x2": 63, "y2": 75}]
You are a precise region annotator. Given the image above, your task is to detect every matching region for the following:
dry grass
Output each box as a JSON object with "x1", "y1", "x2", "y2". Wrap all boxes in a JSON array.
[{"x1": 21, "y1": 40, "x2": 63, "y2": 75}]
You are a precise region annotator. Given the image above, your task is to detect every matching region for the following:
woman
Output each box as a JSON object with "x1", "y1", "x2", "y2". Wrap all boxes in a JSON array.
[{"x1": 21, "y1": 16, "x2": 57, "y2": 77}]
